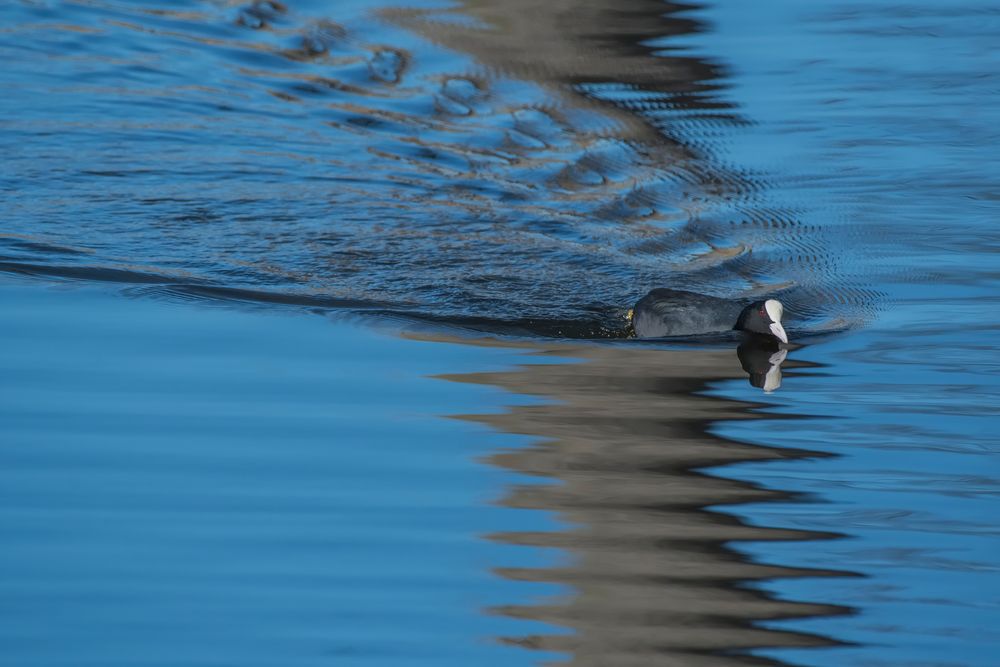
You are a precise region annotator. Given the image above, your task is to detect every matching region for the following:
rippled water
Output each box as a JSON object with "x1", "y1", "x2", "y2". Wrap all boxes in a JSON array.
[
  {"x1": 2, "y1": 0, "x2": 880, "y2": 335},
  {"x1": 2, "y1": 0, "x2": 998, "y2": 665}
]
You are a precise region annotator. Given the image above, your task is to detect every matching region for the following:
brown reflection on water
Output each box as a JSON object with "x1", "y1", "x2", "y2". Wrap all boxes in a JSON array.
[
  {"x1": 430, "y1": 337, "x2": 855, "y2": 665},
  {"x1": 386, "y1": 0, "x2": 732, "y2": 144}
]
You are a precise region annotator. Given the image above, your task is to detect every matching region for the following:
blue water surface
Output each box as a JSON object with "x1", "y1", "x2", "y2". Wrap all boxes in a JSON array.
[{"x1": 0, "y1": 279, "x2": 567, "y2": 667}]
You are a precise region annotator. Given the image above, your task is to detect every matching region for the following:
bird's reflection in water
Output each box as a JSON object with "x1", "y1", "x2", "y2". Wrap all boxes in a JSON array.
[
  {"x1": 737, "y1": 339, "x2": 789, "y2": 393},
  {"x1": 422, "y1": 333, "x2": 854, "y2": 666}
]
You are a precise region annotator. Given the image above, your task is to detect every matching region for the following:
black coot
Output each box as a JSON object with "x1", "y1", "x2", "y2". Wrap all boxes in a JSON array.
[{"x1": 630, "y1": 288, "x2": 788, "y2": 343}]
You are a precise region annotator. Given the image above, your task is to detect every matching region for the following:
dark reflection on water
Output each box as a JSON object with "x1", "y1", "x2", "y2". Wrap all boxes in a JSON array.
[
  {"x1": 428, "y1": 337, "x2": 853, "y2": 665},
  {"x1": 737, "y1": 340, "x2": 789, "y2": 394}
]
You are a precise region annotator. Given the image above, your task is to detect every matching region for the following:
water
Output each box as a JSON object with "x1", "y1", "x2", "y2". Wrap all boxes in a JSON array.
[
  {"x1": 1, "y1": 0, "x2": 876, "y2": 334},
  {"x1": 2, "y1": 0, "x2": 998, "y2": 665}
]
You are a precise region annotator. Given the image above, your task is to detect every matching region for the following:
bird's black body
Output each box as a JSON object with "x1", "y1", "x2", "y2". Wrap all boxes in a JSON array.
[
  {"x1": 631, "y1": 288, "x2": 786, "y2": 342},
  {"x1": 632, "y1": 289, "x2": 744, "y2": 338}
]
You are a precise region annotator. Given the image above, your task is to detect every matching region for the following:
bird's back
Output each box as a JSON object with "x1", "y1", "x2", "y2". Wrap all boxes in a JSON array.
[{"x1": 632, "y1": 289, "x2": 744, "y2": 338}]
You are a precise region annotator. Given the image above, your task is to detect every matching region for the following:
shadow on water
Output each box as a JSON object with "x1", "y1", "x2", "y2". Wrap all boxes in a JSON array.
[{"x1": 421, "y1": 334, "x2": 859, "y2": 665}]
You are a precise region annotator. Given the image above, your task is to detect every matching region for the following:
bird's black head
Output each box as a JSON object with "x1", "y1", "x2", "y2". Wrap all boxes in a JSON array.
[{"x1": 735, "y1": 299, "x2": 788, "y2": 343}]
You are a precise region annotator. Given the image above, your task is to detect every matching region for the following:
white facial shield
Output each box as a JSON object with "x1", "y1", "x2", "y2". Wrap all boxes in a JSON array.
[{"x1": 764, "y1": 300, "x2": 788, "y2": 344}]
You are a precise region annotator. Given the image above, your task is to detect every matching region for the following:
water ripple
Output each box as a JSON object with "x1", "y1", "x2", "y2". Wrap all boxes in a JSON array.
[{"x1": 0, "y1": 0, "x2": 876, "y2": 336}]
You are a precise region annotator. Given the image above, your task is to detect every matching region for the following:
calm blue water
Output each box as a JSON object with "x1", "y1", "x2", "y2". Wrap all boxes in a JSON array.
[
  {"x1": 2, "y1": 0, "x2": 998, "y2": 665},
  {"x1": 0, "y1": 279, "x2": 569, "y2": 666}
]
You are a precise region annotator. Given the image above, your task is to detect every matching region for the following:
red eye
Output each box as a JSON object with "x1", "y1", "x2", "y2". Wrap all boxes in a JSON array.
[{"x1": 759, "y1": 308, "x2": 766, "y2": 317}]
